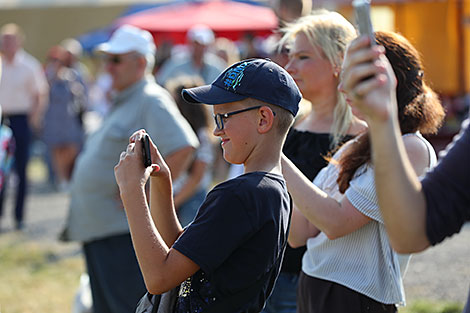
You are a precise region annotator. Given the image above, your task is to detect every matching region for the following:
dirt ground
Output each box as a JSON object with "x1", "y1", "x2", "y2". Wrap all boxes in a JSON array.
[
  {"x1": 1, "y1": 174, "x2": 469, "y2": 306},
  {"x1": 403, "y1": 223, "x2": 470, "y2": 304}
]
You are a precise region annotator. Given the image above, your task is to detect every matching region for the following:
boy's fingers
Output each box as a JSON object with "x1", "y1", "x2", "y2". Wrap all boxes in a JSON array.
[
  {"x1": 130, "y1": 129, "x2": 147, "y2": 143},
  {"x1": 126, "y1": 142, "x2": 135, "y2": 154},
  {"x1": 119, "y1": 151, "x2": 126, "y2": 161},
  {"x1": 149, "y1": 164, "x2": 161, "y2": 177}
]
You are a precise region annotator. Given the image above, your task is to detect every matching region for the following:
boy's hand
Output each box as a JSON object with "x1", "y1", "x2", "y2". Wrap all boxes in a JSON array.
[
  {"x1": 114, "y1": 130, "x2": 170, "y2": 196},
  {"x1": 339, "y1": 35, "x2": 397, "y2": 124}
]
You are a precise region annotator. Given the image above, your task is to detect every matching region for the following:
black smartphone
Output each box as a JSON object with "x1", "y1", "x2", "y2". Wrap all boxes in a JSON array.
[
  {"x1": 141, "y1": 134, "x2": 152, "y2": 168},
  {"x1": 353, "y1": 0, "x2": 376, "y2": 45}
]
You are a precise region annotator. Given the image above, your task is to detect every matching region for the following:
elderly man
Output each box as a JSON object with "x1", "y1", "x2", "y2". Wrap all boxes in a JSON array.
[
  {"x1": 62, "y1": 25, "x2": 199, "y2": 313},
  {"x1": 0, "y1": 23, "x2": 48, "y2": 230}
]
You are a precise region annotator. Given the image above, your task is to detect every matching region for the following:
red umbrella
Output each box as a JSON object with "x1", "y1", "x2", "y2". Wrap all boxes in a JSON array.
[{"x1": 116, "y1": 0, "x2": 278, "y2": 45}]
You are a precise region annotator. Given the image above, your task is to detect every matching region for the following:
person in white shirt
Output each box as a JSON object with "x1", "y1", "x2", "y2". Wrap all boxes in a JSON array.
[{"x1": 0, "y1": 23, "x2": 48, "y2": 230}]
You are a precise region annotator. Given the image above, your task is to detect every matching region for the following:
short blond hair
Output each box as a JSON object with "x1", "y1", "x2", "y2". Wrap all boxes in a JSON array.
[
  {"x1": 281, "y1": 9, "x2": 357, "y2": 147},
  {"x1": 243, "y1": 98, "x2": 294, "y2": 139}
]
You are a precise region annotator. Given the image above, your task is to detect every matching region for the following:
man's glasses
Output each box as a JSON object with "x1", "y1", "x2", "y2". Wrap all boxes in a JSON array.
[
  {"x1": 105, "y1": 54, "x2": 136, "y2": 65},
  {"x1": 213, "y1": 106, "x2": 276, "y2": 130}
]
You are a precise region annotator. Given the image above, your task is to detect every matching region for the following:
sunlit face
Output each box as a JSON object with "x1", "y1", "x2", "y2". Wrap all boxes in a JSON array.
[
  {"x1": 285, "y1": 33, "x2": 337, "y2": 101},
  {"x1": 212, "y1": 100, "x2": 259, "y2": 165},
  {"x1": 104, "y1": 52, "x2": 143, "y2": 91}
]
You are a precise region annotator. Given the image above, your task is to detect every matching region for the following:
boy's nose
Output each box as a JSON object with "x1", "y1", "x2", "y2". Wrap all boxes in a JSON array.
[{"x1": 213, "y1": 126, "x2": 223, "y2": 137}]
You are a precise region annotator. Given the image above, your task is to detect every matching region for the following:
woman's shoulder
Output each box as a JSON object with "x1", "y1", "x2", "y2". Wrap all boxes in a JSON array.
[
  {"x1": 402, "y1": 133, "x2": 431, "y2": 153},
  {"x1": 402, "y1": 132, "x2": 436, "y2": 173}
]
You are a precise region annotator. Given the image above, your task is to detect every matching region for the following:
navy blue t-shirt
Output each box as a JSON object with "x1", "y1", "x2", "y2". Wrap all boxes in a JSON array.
[
  {"x1": 424, "y1": 118, "x2": 470, "y2": 245},
  {"x1": 172, "y1": 172, "x2": 291, "y2": 312}
]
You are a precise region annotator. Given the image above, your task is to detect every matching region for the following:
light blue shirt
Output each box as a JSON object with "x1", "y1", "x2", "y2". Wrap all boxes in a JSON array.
[{"x1": 64, "y1": 76, "x2": 199, "y2": 242}]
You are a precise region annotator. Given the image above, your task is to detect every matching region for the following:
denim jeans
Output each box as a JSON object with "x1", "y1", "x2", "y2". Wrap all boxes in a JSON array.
[{"x1": 261, "y1": 272, "x2": 299, "y2": 313}]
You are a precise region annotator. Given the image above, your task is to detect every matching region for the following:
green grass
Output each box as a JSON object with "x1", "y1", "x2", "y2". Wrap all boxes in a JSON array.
[
  {"x1": 0, "y1": 230, "x2": 465, "y2": 313},
  {"x1": 0, "y1": 233, "x2": 84, "y2": 313},
  {"x1": 399, "y1": 300, "x2": 464, "y2": 313}
]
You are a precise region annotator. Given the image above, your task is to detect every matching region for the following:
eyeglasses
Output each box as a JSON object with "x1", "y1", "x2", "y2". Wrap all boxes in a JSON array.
[
  {"x1": 105, "y1": 54, "x2": 136, "y2": 65},
  {"x1": 213, "y1": 105, "x2": 276, "y2": 130},
  {"x1": 213, "y1": 106, "x2": 261, "y2": 130},
  {"x1": 105, "y1": 55, "x2": 124, "y2": 64}
]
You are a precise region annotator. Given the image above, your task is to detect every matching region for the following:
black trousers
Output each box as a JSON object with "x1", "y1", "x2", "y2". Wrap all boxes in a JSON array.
[
  {"x1": 297, "y1": 271, "x2": 397, "y2": 313},
  {"x1": 84, "y1": 233, "x2": 147, "y2": 313},
  {"x1": 0, "y1": 115, "x2": 31, "y2": 225}
]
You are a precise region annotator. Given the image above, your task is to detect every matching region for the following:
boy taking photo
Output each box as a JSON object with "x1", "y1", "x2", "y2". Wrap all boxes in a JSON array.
[{"x1": 114, "y1": 58, "x2": 301, "y2": 312}]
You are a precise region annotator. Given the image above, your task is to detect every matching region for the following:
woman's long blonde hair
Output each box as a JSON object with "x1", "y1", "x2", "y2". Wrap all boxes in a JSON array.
[{"x1": 281, "y1": 9, "x2": 357, "y2": 147}]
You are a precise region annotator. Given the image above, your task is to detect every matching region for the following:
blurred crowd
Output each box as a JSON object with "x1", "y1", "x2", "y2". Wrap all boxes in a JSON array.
[
  {"x1": 0, "y1": 0, "x2": 310, "y2": 230},
  {"x1": 1, "y1": 0, "x2": 469, "y2": 313},
  {"x1": 0, "y1": 1, "x2": 310, "y2": 311}
]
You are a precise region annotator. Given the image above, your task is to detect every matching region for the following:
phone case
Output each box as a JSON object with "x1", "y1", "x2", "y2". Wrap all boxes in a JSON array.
[
  {"x1": 141, "y1": 135, "x2": 152, "y2": 168},
  {"x1": 353, "y1": 0, "x2": 375, "y2": 44}
]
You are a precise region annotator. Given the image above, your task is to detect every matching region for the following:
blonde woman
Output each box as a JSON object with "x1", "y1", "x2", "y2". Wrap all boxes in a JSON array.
[
  {"x1": 283, "y1": 31, "x2": 444, "y2": 313},
  {"x1": 262, "y1": 10, "x2": 367, "y2": 313}
]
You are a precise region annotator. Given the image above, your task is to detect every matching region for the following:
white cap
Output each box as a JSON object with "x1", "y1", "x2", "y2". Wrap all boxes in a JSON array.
[
  {"x1": 187, "y1": 24, "x2": 215, "y2": 45},
  {"x1": 60, "y1": 38, "x2": 83, "y2": 57},
  {"x1": 96, "y1": 25, "x2": 156, "y2": 56}
]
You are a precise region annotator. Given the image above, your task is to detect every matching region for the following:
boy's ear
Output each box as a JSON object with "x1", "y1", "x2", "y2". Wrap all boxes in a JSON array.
[{"x1": 257, "y1": 106, "x2": 275, "y2": 134}]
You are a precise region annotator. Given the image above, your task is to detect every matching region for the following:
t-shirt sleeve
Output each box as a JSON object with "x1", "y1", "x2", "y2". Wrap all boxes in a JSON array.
[
  {"x1": 423, "y1": 118, "x2": 470, "y2": 245},
  {"x1": 143, "y1": 91, "x2": 199, "y2": 157},
  {"x1": 172, "y1": 188, "x2": 255, "y2": 274},
  {"x1": 345, "y1": 165, "x2": 383, "y2": 223}
]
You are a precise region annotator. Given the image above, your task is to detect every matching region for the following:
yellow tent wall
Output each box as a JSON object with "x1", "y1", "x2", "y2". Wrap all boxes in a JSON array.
[
  {"x1": 0, "y1": 6, "x2": 126, "y2": 62},
  {"x1": 337, "y1": 1, "x2": 468, "y2": 96},
  {"x1": 392, "y1": 1, "x2": 464, "y2": 96},
  {"x1": 463, "y1": 0, "x2": 470, "y2": 95}
]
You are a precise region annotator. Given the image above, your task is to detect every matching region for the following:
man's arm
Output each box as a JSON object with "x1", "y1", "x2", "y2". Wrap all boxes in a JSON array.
[
  {"x1": 174, "y1": 159, "x2": 207, "y2": 208},
  {"x1": 368, "y1": 115, "x2": 430, "y2": 253},
  {"x1": 340, "y1": 35, "x2": 430, "y2": 253},
  {"x1": 165, "y1": 145, "x2": 195, "y2": 181}
]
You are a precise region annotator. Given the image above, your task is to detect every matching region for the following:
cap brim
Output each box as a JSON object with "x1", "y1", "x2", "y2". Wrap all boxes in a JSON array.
[
  {"x1": 182, "y1": 84, "x2": 246, "y2": 105},
  {"x1": 95, "y1": 42, "x2": 134, "y2": 55}
]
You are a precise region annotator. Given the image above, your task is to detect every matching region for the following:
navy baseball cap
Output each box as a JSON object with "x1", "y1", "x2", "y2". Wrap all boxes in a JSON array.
[{"x1": 182, "y1": 58, "x2": 302, "y2": 116}]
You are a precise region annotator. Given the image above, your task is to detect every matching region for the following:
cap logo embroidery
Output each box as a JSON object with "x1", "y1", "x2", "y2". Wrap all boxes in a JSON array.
[{"x1": 223, "y1": 61, "x2": 250, "y2": 91}]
